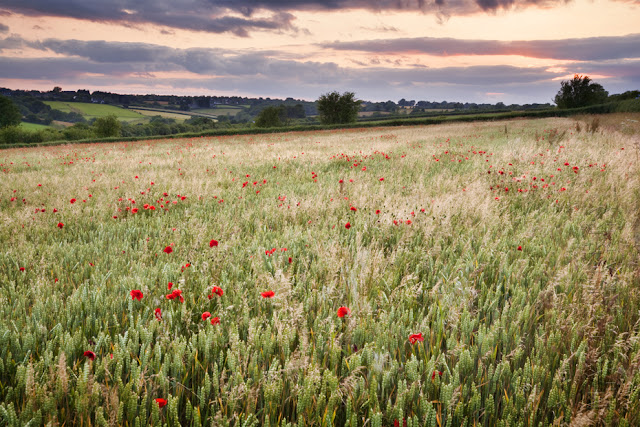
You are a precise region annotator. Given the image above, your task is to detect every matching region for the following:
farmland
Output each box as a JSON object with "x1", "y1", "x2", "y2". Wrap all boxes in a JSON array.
[
  {"x1": 1, "y1": 117, "x2": 639, "y2": 425},
  {"x1": 43, "y1": 101, "x2": 148, "y2": 123}
]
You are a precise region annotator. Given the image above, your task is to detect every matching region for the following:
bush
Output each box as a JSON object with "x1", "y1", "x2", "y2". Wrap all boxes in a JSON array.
[
  {"x1": 93, "y1": 115, "x2": 122, "y2": 138},
  {"x1": 0, "y1": 95, "x2": 22, "y2": 128},
  {"x1": 555, "y1": 75, "x2": 608, "y2": 109}
]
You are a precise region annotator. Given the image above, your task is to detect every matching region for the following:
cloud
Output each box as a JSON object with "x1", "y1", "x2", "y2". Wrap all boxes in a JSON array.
[
  {"x1": 0, "y1": 23, "x2": 8, "y2": 33},
  {"x1": 0, "y1": 0, "x2": 596, "y2": 36},
  {"x1": 322, "y1": 34, "x2": 640, "y2": 61},
  {"x1": 1, "y1": 1, "x2": 298, "y2": 36}
]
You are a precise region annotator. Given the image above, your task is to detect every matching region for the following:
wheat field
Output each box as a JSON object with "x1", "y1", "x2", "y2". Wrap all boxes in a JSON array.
[{"x1": 1, "y1": 117, "x2": 639, "y2": 426}]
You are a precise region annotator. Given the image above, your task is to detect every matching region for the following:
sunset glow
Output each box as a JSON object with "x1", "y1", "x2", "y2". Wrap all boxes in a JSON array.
[{"x1": 0, "y1": 0, "x2": 638, "y2": 103}]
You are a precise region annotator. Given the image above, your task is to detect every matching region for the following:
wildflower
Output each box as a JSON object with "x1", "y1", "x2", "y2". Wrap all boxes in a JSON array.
[
  {"x1": 432, "y1": 370, "x2": 443, "y2": 380},
  {"x1": 168, "y1": 282, "x2": 173, "y2": 290},
  {"x1": 57, "y1": 222, "x2": 64, "y2": 229},
  {"x1": 163, "y1": 246, "x2": 173, "y2": 254},
  {"x1": 288, "y1": 257, "x2": 292, "y2": 264},
  {"x1": 155, "y1": 398, "x2": 167, "y2": 408},
  {"x1": 130, "y1": 290, "x2": 143, "y2": 301},
  {"x1": 337, "y1": 306, "x2": 350, "y2": 318},
  {"x1": 345, "y1": 222, "x2": 351, "y2": 229},
  {"x1": 202, "y1": 312, "x2": 211, "y2": 321},
  {"x1": 517, "y1": 246, "x2": 522, "y2": 251},
  {"x1": 19, "y1": 267, "x2": 25, "y2": 272},
  {"x1": 83, "y1": 350, "x2": 96, "y2": 361},
  {"x1": 211, "y1": 316, "x2": 220, "y2": 325},
  {"x1": 375, "y1": 210, "x2": 380, "y2": 215},
  {"x1": 350, "y1": 206, "x2": 357, "y2": 212},
  {"x1": 131, "y1": 208, "x2": 139, "y2": 214},
  {"x1": 261, "y1": 290, "x2": 275, "y2": 298},
  {"x1": 154, "y1": 307, "x2": 162, "y2": 321},
  {"x1": 409, "y1": 333, "x2": 423, "y2": 344},
  {"x1": 209, "y1": 239, "x2": 219, "y2": 247},
  {"x1": 70, "y1": 198, "x2": 76, "y2": 204}
]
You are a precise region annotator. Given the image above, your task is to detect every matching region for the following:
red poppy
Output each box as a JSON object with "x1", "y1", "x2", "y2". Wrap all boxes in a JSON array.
[
  {"x1": 345, "y1": 222, "x2": 351, "y2": 229},
  {"x1": 163, "y1": 246, "x2": 173, "y2": 254},
  {"x1": 209, "y1": 239, "x2": 219, "y2": 247},
  {"x1": 211, "y1": 316, "x2": 220, "y2": 325},
  {"x1": 130, "y1": 290, "x2": 143, "y2": 301},
  {"x1": 375, "y1": 210, "x2": 380, "y2": 215},
  {"x1": 432, "y1": 370, "x2": 443, "y2": 380},
  {"x1": 154, "y1": 307, "x2": 162, "y2": 321},
  {"x1": 350, "y1": 206, "x2": 357, "y2": 212},
  {"x1": 212, "y1": 286, "x2": 223, "y2": 297},
  {"x1": 409, "y1": 333, "x2": 423, "y2": 344},
  {"x1": 131, "y1": 208, "x2": 139, "y2": 214},
  {"x1": 288, "y1": 257, "x2": 292, "y2": 264},
  {"x1": 19, "y1": 267, "x2": 25, "y2": 272},
  {"x1": 202, "y1": 311, "x2": 211, "y2": 321},
  {"x1": 337, "y1": 306, "x2": 350, "y2": 318},
  {"x1": 57, "y1": 222, "x2": 64, "y2": 229},
  {"x1": 70, "y1": 198, "x2": 76, "y2": 204},
  {"x1": 165, "y1": 289, "x2": 184, "y2": 303},
  {"x1": 168, "y1": 282, "x2": 173, "y2": 290},
  {"x1": 83, "y1": 350, "x2": 96, "y2": 361},
  {"x1": 155, "y1": 398, "x2": 167, "y2": 408},
  {"x1": 517, "y1": 245, "x2": 522, "y2": 251},
  {"x1": 261, "y1": 290, "x2": 275, "y2": 298}
]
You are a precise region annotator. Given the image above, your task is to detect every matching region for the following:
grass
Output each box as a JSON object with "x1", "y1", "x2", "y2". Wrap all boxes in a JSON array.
[
  {"x1": 130, "y1": 109, "x2": 190, "y2": 122},
  {"x1": 19, "y1": 122, "x2": 51, "y2": 131},
  {"x1": 194, "y1": 107, "x2": 244, "y2": 116},
  {"x1": 44, "y1": 101, "x2": 148, "y2": 122},
  {"x1": 0, "y1": 117, "x2": 639, "y2": 425}
]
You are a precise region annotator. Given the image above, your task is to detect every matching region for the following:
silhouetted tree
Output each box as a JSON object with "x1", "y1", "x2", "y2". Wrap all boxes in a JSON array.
[{"x1": 554, "y1": 74, "x2": 608, "y2": 109}]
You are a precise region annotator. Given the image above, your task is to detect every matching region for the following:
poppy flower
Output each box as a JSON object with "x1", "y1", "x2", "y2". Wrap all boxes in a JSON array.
[
  {"x1": 209, "y1": 239, "x2": 219, "y2": 247},
  {"x1": 517, "y1": 246, "x2": 522, "y2": 251},
  {"x1": 375, "y1": 210, "x2": 380, "y2": 215},
  {"x1": 211, "y1": 316, "x2": 220, "y2": 325},
  {"x1": 261, "y1": 290, "x2": 275, "y2": 298},
  {"x1": 163, "y1": 246, "x2": 173, "y2": 254},
  {"x1": 131, "y1": 208, "x2": 139, "y2": 214},
  {"x1": 202, "y1": 312, "x2": 211, "y2": 321},
  {"x1": 130, "y1": 290, "x2": 143, "y2": 301},
  {"x1": 432, "y1": 370, "x2": 442, "y2": 380},
  {"x1": 155, "y1": 398, "x2": 167, "y2": 408},
  {"x1": 288, "y1": 257, "x2": 292, "y2": 264},
  {"x1": 83, "y1": 350, "x2": 96, "y2": 361},
  {"x1": 70, "y1": 198, "x2": 76, "y2": 204},
  {"x1": 345, "y1": 222, "x2": 351, "y2": 229},
  {"x1": 19, "y1": 267, "x2": 25, "y2": 272},
  {"x1": 337, "y1": 306, "x2": 350, "y2": 318},
  {"x1": 350, "y1": 206, "x2": 357, "y2": 212},
  {"x1": 409, "y1": 333, "x2": 423, "y2": 344},
  {"x1": 211, "y1": 286, "x2": 223, "y2": 297},
  {"x1": 168, "y1": 282, "x2": 173, "y2": 290},
  {"x1": 165, "y1": 289, "x2": 184, "y2": 302},
  {"x1": 154, "y1": 307, "x2": 162, "y2": 321},
  {"x1": 57, "y1": 222, "x2": 64, "y2": 229}
]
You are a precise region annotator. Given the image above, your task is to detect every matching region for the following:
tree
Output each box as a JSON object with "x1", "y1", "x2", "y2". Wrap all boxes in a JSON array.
[
  {"x1": 255, "y1": 106, "x2": 286, "y2": 128},
  {"x1": 93, "y1": 115, "x2": 122, "y2": 138},
  {"x1": 0, "y1": 95, "x2": 22, "y2": 128},
  {"x1": 316, "y1": 91, "x2": 361, "y2": 125},
  {"x1": 554, "y1": 74, "x2": 608, "y2": 109}
]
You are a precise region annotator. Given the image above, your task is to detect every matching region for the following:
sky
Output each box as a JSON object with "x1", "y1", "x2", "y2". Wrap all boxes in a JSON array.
[{"x1": 0, "y1": 0, "x2": 639, "y2": 104}]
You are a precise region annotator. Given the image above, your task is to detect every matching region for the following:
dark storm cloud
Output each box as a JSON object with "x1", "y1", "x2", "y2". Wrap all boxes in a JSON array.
[
  {"x1": 322, "y1": 34, "x2": 640, "y2": 61},
  {"x1": 0, "y1": 0, "x2": 588, "y2": 36},
  {"x1": 0, "y1": 24, "x2": 8, "y2": 33}
]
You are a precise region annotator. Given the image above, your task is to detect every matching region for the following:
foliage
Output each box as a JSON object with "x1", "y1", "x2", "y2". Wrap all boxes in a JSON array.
[
  {"x1": 554, "y1": 74, "x2": 609, "y2": 109},
  {"x1": 317, "y1": 91, "x2": 362, "y2": 124},
  {"x1": 1, "y1": 118, "x2": 640, "y2": 426},
  {"x1": 92, "y1": 115, "x2": 122, "y2": 138},
  {"x1": 0, "y1": 95, "x2": 22, "y2": 128},
  {"x1": 255, "y1": 106, "x2": 288, "y2": 128}
]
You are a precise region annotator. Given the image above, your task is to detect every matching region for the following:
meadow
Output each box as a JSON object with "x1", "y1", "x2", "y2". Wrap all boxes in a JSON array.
[
  {"x1": 43, "y1": 101, "x2": 149, "y2": 123},
  {"x1": 0, "y1": 116, "x2": 639, "y2": 426}
]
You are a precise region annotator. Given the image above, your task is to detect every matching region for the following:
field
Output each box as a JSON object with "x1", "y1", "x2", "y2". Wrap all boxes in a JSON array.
[
  {"x1": 19, "y1": 122, "x2": 51, "y2": 131},
  {"x1": 130, "y1": 109, "x2": 191, "y2": 122},
  {"x1": 1, "y1": 117, "x2": 639, "y2": 426},
  {"x1": 43, "y1": 101, "x2": 148, "y2": 123},
  {"x1": 194, "y1": 106, "x2": 244, "y2": 117}
]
